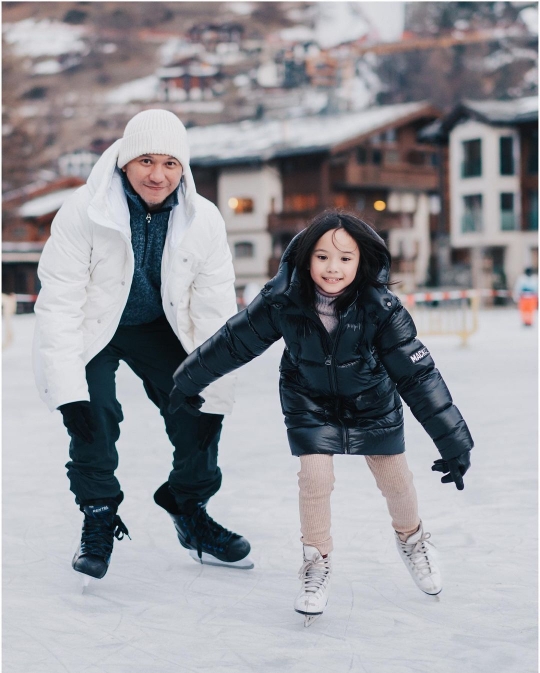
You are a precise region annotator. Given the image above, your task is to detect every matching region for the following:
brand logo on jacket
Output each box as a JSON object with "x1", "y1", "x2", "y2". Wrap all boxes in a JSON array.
[{"x1": 410, "y1": 347, "x2": 429, "y2": 364}]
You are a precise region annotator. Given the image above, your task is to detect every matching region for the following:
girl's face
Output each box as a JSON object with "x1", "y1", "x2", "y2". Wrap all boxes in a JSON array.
[{"x1": 309, "y1": 228, "x2": 360, "y2": 295}]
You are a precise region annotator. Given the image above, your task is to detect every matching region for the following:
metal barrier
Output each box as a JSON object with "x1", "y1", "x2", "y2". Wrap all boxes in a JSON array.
[{"x1": 399, "y1": 289, "x2": 510, "y2": 346}]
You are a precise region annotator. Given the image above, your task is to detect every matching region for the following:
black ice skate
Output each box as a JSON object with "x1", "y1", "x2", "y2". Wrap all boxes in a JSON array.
[
  {"x1": 154, "y1": 482, "x2": 254, "y2": 569},
  {"x1": 72, "y1": 497, "x2": 130, "y2": 581}
]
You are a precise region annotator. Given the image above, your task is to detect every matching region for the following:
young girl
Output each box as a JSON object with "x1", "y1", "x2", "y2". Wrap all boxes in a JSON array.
[{"x1": 169, "y1": 210, "x2": 473, "y2": 625}]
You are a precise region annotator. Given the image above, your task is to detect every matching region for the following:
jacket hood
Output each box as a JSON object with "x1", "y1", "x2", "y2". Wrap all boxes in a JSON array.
[
  {"x1": 85, "y1": 139, "x2": 198, "y2": 228},
  {"x1": 262, "y1": 222, "x2": 391, "y2": 303}
]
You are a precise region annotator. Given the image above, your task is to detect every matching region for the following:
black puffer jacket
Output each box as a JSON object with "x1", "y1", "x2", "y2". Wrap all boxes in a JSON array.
[{"x1": 173, "y1": 235, "x2": 473, "y2": 460}]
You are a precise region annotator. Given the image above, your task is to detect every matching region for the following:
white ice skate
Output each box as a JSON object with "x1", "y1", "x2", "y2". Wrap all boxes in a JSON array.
[
  {"x1": 395, "y1": 523, "x2": 442, "y2": 596},
  {"x1": 294, "y1": 545, "x2": 332, "y2": 627}
]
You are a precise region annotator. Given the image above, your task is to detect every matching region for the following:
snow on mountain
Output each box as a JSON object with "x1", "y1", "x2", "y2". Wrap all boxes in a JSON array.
[
  {"x1": 105, "y1": 76, "x2": 160, "y2": 105},
  {"x1": 3, "y1": 18, "x2": 87, "y2": 58},
  {"x1": 519, "y1": 6, "x2": 538, "y2": 35}
]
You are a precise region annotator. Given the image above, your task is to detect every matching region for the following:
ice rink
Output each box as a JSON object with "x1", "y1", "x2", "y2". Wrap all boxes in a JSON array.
[{"x1": 3, "y1": 308, "x2": 537, "y2": 673}]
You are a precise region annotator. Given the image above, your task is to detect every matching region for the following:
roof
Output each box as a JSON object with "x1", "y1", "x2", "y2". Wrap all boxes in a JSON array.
[
  {"x1": 19, "y1": 187, "x2": 80, "y2": 218},
  {"x1": 420, "y1": 96, "x2": 538, "y2": 141},
  {"x1": 187, "y1": 101, "x2": 436, "y2": 166},
  {"x1": 463, "y1": 97, "x2": 538, "y2": 124}
]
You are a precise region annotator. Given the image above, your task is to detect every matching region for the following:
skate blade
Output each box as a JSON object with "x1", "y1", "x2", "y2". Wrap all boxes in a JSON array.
[
  {"x1": 80, "y1": 574, "x2": 92, "y2": 591},
  {"x1": 304, "y1": 614, "x2": 321, "y2": 627},
  {"x1": 188, "y1": 550, "x2": 254, "y2": 569}
]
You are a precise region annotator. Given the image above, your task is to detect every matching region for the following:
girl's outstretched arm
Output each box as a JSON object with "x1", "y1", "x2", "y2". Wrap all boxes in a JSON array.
[
  {"x1": 374, "y1": 296, "x2": 473, "y2": 463},
  {"x1": 172, "y1": 294, "x2": 282, "y2": 399}
]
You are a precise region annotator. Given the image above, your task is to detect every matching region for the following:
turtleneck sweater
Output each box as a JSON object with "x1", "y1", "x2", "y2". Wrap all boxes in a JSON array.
[{"x1": 314, "y1": 286, "x2": 342, "y2": 334}]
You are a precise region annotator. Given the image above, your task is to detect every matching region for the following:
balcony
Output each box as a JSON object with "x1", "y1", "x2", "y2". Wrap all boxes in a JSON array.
[
  {"x1": 342, "y1": 163, "x2": 439, "y2": 191},
  {"x1": 501, "y1": 212, "x2": 517, "y2": 231},
  {"x1": 268, "y1": 210, "x2": 321, "y2": 234}
]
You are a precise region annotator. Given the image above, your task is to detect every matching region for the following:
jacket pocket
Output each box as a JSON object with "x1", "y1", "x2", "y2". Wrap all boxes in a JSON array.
[{"x1": 354, "y1": 377, "x2": 395, "y2": 411}]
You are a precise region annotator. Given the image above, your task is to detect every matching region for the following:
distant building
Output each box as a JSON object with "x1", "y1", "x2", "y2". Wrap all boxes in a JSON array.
[
  {"x1": 427, "y1": 97, "x2": 538, "y2": 291},
  {"x1": 189, "y1": 101, "x2": 444, "y2": 295},
  {"x1": 2, "y1": 177, "x2": 84, "y2": 308},
  {"x1": 58, "y1": 149, "x2": 100, "y2": 180},
  {"x1": 158, "y1": 58, "x2": 221, "y2": 102},
  {"x1": 187, "y1": 22, "x2": 244, "y2": 49}
]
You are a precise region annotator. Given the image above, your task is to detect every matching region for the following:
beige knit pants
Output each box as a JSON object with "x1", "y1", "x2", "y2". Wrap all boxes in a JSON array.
[{"x1": 298, "y1": 453, "x2": 420, "y2": 556}]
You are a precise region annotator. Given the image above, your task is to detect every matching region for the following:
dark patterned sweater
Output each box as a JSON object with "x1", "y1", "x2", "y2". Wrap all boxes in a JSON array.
[{"x1": 119, "y1": 170, "x2": 179, "y2": 326}]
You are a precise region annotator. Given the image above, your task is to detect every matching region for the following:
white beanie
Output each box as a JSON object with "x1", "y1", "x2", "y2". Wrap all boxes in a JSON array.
[{"x1": 117, "y1": 109, "x2": 190, "y2": 169}]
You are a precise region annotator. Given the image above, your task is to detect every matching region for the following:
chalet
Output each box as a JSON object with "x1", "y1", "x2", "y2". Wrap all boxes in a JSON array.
[
  {"x1": 2, "y1": 177, "x2": 84, "y2": 308},
  {"x1": 158, "y1": 58, "x2": 221, "y2": 102},
  {"x1": 188, "y1": 101, "x2": 444, "y2": 296}
]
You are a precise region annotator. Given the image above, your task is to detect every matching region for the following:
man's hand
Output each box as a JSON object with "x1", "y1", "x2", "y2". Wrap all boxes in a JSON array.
[
  {"x1": 168, "y1": 386, "x2": 204, "y2": 416},
  {"x1": 431, "y1": 451, "x2": 471, "y2": 491},
  {"x1": 58, "y1": 401, "x2": 97, "y2": 444}
]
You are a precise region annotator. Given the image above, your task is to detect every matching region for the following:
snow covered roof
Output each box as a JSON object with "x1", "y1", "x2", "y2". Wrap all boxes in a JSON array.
[
  {"x1": 19, "y1": 188, "x2": 80, "y2": 218},
  {"x1": 188, "y1": 101, "x2": 434, "y2": 166},
  {"x1": 463, "y1": 97, "x2": 538, "y2": 123},
  {"x1": 419, "y1": 96, "x2": 539, "y2": 141}
]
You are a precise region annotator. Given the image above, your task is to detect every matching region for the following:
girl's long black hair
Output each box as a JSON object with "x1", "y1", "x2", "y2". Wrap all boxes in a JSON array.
[{"x1": 293, "y1": 209, "x2": 393, "y2": 313}]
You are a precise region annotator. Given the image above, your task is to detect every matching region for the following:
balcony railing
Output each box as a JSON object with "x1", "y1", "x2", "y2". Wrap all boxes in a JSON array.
[
  {"x1": 461, "y1": 213, "x2": 482, "y2": 233},
  {"x1": 268, "y1": 210, "x2": 321, "y2": 233},
  {"x1": 501, "y1": 212, "x2": 517, "y2": 231}
]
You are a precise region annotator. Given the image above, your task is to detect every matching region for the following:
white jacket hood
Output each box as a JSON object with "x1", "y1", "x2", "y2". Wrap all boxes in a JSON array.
[{"x1": 86, "y1": 139, "x2": 197, "y2": 232}]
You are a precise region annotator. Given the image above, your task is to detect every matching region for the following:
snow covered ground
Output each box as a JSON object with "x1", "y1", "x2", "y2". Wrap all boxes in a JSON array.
[{"x1": 3, "y1": 309, "x2": 537, "y2": 673}]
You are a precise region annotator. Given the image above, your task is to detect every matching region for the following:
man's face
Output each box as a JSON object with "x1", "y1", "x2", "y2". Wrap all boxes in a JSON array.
[{"x1": 123, "y1": 154, "x2": 183, "y2": 210}]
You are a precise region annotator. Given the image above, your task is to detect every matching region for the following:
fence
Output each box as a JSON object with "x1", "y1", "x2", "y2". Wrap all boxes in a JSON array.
[{"x1": 399, "y1": 289, "x2": 510, "y2": 345}]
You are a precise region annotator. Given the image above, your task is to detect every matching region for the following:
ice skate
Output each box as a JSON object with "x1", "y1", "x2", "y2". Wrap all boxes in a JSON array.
[
  {"x1": 395, "y1": 523, "x2": 442, "y2": 596},
  {"x1": 72, "y1": 498, "x2": 130, "y2": 581},
  {"x1": 154, "y1": 483, "x2": 254, "y2": 569},
  {"x1": 294, "y1": 545, "x2": 332, "y2": 627}
]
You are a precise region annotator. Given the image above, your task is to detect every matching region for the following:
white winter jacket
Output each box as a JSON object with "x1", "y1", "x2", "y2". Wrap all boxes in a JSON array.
[{"x1": 33, "y1": 139, "x2": 237, "y2": 414}]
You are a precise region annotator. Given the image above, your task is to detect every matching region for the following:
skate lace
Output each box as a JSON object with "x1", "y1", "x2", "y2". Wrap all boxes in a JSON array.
[
  {"x1": 400, "y1": 532, "x2": 435, "y2": 578},
  {"x1": 81, "y1": 514, "x2": 130, "y2": 558},
  {"x1": 298, "y1": 554, "x2": 331, "y2": 595},
  {"x1": 188, "y1": 508, "x2": 238, "y2": 558}
]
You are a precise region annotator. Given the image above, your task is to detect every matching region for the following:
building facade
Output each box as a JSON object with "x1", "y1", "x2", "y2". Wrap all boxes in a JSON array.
[{"x1": 446, "y1": 98, "x2": 538, "y2": 291}]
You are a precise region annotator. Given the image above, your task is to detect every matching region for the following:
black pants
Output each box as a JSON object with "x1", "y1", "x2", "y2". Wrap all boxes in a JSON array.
[{"x1": 65, "y1": 316, "x2": 223, "y2": 508}]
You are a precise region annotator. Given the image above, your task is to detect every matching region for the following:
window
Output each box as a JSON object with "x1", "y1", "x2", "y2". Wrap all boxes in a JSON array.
[
  {"x1": 372, "y1": 149, "x2": 382, "y2": 166},
  {"x1": 356, "y1": 147, "x2": 368, "y2": 164},
  {"x1": 385, "y1": 150, "x2": 400, "y2": 164},
  {"x1": 384, "y1": 128, "x2": 397, "y2": 142},
  {"x1": 462, "y1": 139, "x2": 482, "y2": 177},
  {"x1": 500, "y1": 193, "x2": 516, "y2": 230},
  {"x1": 527, "y1": 190, "x2": 538, "y2": 231},
  {"x1": 228, "y1": 197, "x2": 253, "y2": 214},
  {"x1": 462, "y1": 194, "x2": 483, "y2": 232},
  {"x1": 284, "y1": 194, "x2": 319, "y2": 212},
  {"x1": 234, "y1": 241, "x2": 254, "y2": 258},
  {"x1": 499, "y1": 137, "x2": 514, "y2": 175}
]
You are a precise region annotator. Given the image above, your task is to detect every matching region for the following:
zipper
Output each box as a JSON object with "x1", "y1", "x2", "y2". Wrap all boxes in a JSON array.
[{"x1": 317, "y1": 310, "x2": 350, "y2": 454}]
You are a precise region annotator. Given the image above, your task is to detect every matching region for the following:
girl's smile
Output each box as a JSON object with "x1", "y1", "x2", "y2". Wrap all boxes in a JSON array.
[{"x1": 309, "y1": 228, "x2": 360, "y2": 295}]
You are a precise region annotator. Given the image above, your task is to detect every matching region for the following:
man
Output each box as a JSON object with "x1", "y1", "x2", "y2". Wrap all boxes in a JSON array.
[{"x1": 33, "y1": 109, "x2": 253, "y2": 580}]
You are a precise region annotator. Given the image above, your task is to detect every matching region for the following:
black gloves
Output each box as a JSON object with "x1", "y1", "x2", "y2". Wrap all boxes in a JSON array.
[
  {"x1": 432, "y1": 451, "x2": 471, "y2": 491},
  {"x1": 168, "y1": 386, "x2": 204, "y2": 416},
  {"x1": 58, "y1": 401, "x2": 97, "y2": 443}
]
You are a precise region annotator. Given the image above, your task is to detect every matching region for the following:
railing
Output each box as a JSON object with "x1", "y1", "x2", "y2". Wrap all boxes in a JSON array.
[
  {"x1": 501, "y1": 212, "x2": 517, "y2": 231},
  {"x1": 461, "y1": 160, "x2": 482, "y2": 178},
  {"x1": 400, "y1": 289, "x2": 510, "y2": 345},
  {"x1": 268, "y1": 210, "x2": 320, "y2": 233},
  {"x1": 461, "y1": 213, "x2": 482, "y2": 233}
]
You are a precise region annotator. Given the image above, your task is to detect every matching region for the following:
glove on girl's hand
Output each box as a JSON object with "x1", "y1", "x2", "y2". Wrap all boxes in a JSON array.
[
  {"x1": 58, "y1": 401, "x2": 97, "y2": 444},
  {"x1": 432, "y1": 451, "x2": 471, "y2": 491},
  {"x1": 168, "y1": 386, "x2": 204, "y2": 416}
]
